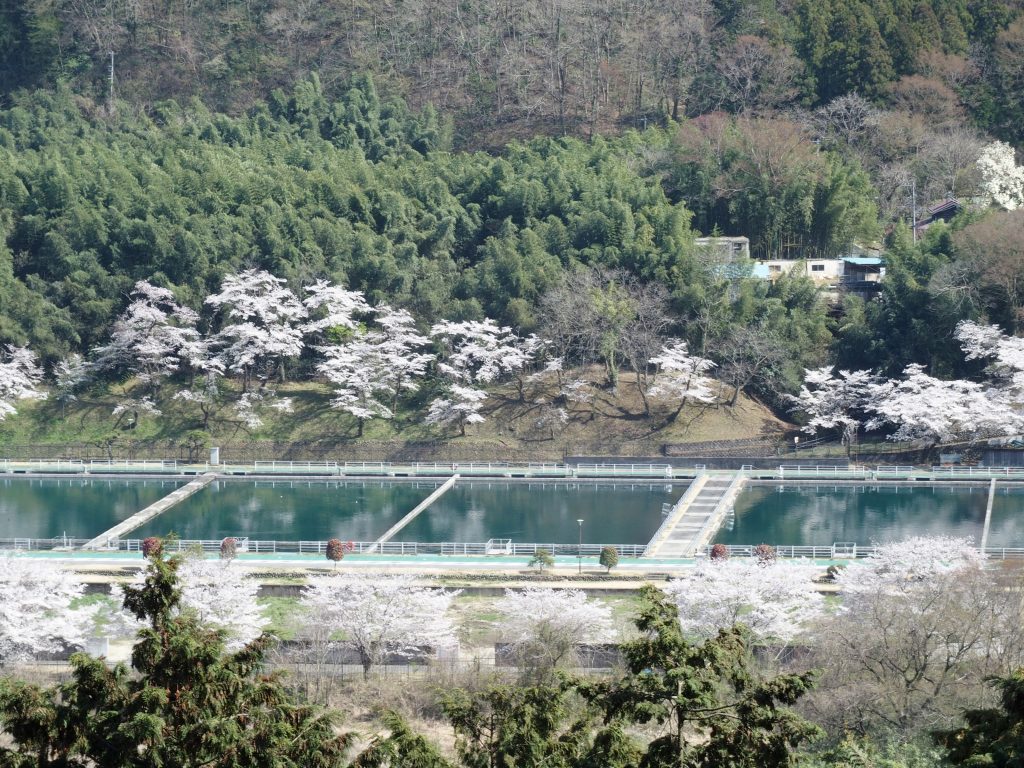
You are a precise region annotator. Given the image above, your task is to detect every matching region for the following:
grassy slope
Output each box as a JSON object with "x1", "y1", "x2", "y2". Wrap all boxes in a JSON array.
[{"x1": 0, "y1": 368, "x2": 791, "y2": 461}]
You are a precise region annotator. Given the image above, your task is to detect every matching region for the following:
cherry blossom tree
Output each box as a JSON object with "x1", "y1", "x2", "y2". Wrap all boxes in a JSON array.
[
  {"x1": 835, "y1": 535, "x2": 986, "y2": 596},
  {"x1": 53, "y1": 353, "x2": 89, "y2": 418},
  {"x1": 176, "y1": 556, "x2": 268, "y2": 650},
  {"x1": 427, "y1": 319, "x2": 546, "y2": 434},
  {"x1": 424, "y1": 384, "x2": 489, "y2": 436},
  {"x1": 0, "y1": 345, "x2": 45, "y2": 421},
  {"x1": 813, "y1": 537, "x2": 1017, "y2": 736},
  {"x1": 664, "y1": 558, "x2": 824, "y2": 644},
  {"x1": 317, "y1": 337, "x2": 394, "y2": 436},
  {"x1": 0, "y1": 554, "x2": 96, "y2": 662},
  {"x1": 316, "y1": 306, "x2": 433, "y2": 436},
  {"x1": 173, "y1": 372, "x2": 222, "y2": 430},
  {"x1": 978, "y1": 141, "x2": 1024, "y2": 211},
  {"x1": 111, "y1": 396, "x2": 162, "y2": 429},
  {"x1": 648, "y1": 340, "x2": 718, "y2": 419},
  {"x1": 172, "y1": 338, "x2": 227, "y2": 430},
  {"x1": 496, "y1": 587, "x2": 614, "y2": 678},
  {"x1": 92, "y1": 281, "x2": 200, "y2": 392},
  {"x1": 431, "y1": 319, "x2": 536, "y2": 384},
  {"x1": 301, "y1": 574, "x2": 459, "y2": 677},
  {"x1": 956, "y1": 320, "x2": 1024, "y2": 398},
  {"x1": 205, "y1": 270, "x2": 307, "y2": 389},
  {"x1": 373, "y1": 306, "x2": 434, "y2": 410},
  {"x1": 865, "y1": 364, "x2": 1023, "y2": 443},
  {"x1": 301, "y1": 279, "x2": 371, "y2": 336},
  {"x1": 232, "y1": 389, "x2": 293, "y2": 430},
  {"x1": 789, "y1": 366, "x2": 879, "y2": 451}
]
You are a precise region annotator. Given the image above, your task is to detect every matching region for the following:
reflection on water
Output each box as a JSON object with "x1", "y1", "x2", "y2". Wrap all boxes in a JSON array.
[
  {"x1": 393, "y1": 482, "x2": 682, "y2": 545},
  {"x1": 0, "y1": 477, "x2": 185, "y2": 538},
  {"x1": 716, "y1": 483, "x2": 1024, "y2": 547},
  {"x1": 134, "y1": 480, "x2": 439, "y2": 541}
]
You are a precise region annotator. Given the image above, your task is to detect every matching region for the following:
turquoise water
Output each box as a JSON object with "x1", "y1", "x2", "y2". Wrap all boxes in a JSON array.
[
  {"x1": 716, "y1": 483, "x2": 1024, "y2": 547},
  {"x1": 0, "y1": 477, "x2": 184, "y2": 538},
  {"x1": 133, "y1": 480, "x2": 438, "y2": 541},
  {"x1": 392, "y1": 482, "x2": 681, "y2": 545}
]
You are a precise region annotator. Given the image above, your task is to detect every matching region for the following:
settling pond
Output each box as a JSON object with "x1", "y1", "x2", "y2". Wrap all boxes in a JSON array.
[
  {"x1": 3, "y1": 476, "x2": 1024, "y2": 549},
  {"x1": 0, "y1": 477, "x2": 184, "y2": 539},
  {"x1": 133, "y1": 480, "x2": 680, "y2": 545},
  {"x1": 718, "y1": 483, "x2": 1024, "y2": 547}
]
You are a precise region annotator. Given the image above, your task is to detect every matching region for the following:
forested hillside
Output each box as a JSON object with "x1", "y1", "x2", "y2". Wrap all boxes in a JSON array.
[
  {"x1": 1, "y1": 0, "x2": 1021, "y2": 146},
  {"x1": 2, "y1": 0, "x2": 1024, "y2": 447}
]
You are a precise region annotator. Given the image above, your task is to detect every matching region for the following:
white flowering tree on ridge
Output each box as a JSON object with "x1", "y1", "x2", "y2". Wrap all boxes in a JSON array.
[
  {"x1": 865, "y1": 364, "x2": 1024, "y2": 444},
  {"x1": 302, "y1": 574, "x2": 459, "y2": 678},
  {"x1": 91, "y1": 280, "x2": 200, "y2": 395},
  {"x1": 978, "y1": 140, "x2": 1024, "y2": 211},
  {"x1": 315, "y1": 300, "x2": 434, "y2": 436},
  {"x1": 648, "y1": 340, "x2": 718, "y2": 420},
  {"x1": 427, "y1": 318, "x2": 541, "y2": 435},
  {"x1": 205, "y1": 269, "x2": 307, "y2": 390},
  {"x1": 0, "y1": 346, "x2": 45, "y2": 422},
  {"x1": 789, "y1": 366, "x2": 878, "y2": 452}
]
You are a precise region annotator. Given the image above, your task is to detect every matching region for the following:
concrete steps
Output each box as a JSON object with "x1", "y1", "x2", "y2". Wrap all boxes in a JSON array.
[{"x1": 645, "y1": 472, "x2": 746, "y2": 558}]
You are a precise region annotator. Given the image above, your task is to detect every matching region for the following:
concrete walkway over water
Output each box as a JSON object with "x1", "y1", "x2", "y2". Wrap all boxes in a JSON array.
[
  {"x1": 366, "y1": 475, "x2": 459, "y2": 553},
  {"x1": 644, "y1": 472, "x2": 747, "y2": 557},
  {"x1": 81, "y1": 473, "x2": 218, "y2": 549}
]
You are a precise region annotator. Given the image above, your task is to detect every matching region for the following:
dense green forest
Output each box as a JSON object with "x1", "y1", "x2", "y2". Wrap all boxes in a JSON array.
[{"x1": 2, "y1": 0, "x2": 1024, "y2": 422}]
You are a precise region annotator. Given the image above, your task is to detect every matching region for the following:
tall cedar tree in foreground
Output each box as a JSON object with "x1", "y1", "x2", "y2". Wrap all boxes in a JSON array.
[
  {"x1": 578, "y1": 585, "x2": 821, "y2": 768},
  {"x1": 0, "y1": 553, "x2": 351, "y2": 768},
  {"x1": 936, "y1": 669, "x2": 1024, "y2": 766}
]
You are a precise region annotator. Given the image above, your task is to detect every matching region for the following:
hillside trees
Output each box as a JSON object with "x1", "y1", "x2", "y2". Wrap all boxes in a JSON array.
[
  {"x1": 0, "y1": 345, "x2": 45, "y2": 421},
  {"x1": 669, "y1": 116, "x2": 879, "y2": 259}
]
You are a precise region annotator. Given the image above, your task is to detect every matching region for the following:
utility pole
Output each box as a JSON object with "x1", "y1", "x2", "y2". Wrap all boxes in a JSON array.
[
  {"x1": 911, "y1": 178, "x2": 917, "y2": 245},
  {"x1": 108, "y1": 51, "x2": 115, "y2": 109}
]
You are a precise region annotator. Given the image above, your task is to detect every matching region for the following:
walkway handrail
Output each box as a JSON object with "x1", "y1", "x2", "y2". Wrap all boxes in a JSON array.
[
  {"x1": 689, "y1": 472, "x2": 748, "y2": 556},
  {"x1": 642, "y1": 473, "x2": 707, "y2": 557}
]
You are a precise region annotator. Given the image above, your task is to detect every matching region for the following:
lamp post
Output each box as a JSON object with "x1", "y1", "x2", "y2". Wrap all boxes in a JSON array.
[{"x1": 577, "y1": 519, "x2": 584, "y2": 575}]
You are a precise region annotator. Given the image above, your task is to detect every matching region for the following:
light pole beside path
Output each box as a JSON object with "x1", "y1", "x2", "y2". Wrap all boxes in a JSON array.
[{"x1": 577, "y1": 518, "x2": 584, "y2": 575}]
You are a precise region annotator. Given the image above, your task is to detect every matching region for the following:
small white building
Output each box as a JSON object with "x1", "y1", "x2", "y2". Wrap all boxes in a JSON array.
[
  {"x1": 752, "y1": 256, "x2": 885, "y2": 296},
  {"x1": 758, "y1": 258, "x2": 844, "y2": 282}
]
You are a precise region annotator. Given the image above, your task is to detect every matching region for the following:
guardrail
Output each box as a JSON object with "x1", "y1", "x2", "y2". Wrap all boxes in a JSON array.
[
  {"x1": 575, "y1": 464, "x2": 673, "y2": 478},
  {"x1": 9, "y1": 458, "x2": 1024, "y2": 483},
  {"x1": 699, "y1": 543, "x2": 1024, "y2": 560},
  {"x1": 0, "y1": 537, "x2": 647, "y2": 558},
  {"x1": 929, "y1": 466, "x2": 1024, "y2": 478},
  {"x1": 2, "y1": 536, "x2": 1023, "y2": 562}
]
